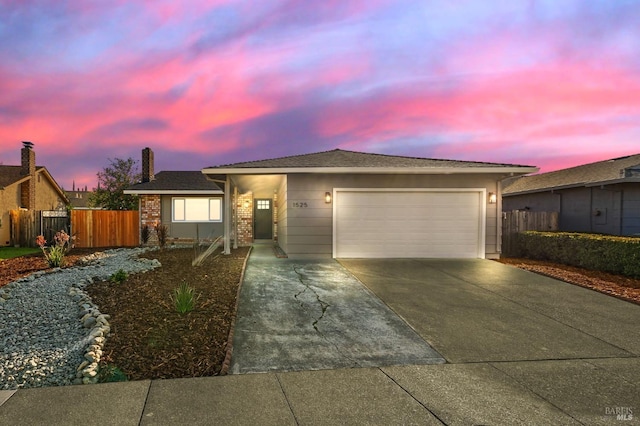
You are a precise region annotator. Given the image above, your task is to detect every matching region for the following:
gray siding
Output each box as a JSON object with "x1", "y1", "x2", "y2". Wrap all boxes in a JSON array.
[
  {"x1": 502, "y1": 192, "x2": 561, "y2": 212},
  {"x1": 503, "y1": 183, "x2": 640, "y2": 236},
  {"x1": 161, "y1": 195, "x2": 224, "y2": 240},
  {"x1": 276, "y1": 177, "x2": 288, "y2": 252},
  {"x1": 622, "y1": 185, "x2": 640, "y2": 235},
  {"x1": 559, "y1": 188, "x2": 592, "y2": 232},
  {"x1": 286, "y1": 173, "x2": 502, "y2": 259}
]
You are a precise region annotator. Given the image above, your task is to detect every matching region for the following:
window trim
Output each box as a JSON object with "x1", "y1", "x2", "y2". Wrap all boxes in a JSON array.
[{"x1": 172, "y1": 197, "x2": 222, "y2": 222}]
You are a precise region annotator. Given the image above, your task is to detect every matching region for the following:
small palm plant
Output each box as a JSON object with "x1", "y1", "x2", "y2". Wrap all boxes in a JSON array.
[{"x1": 172, "y1": 282, "x2": 199, "y2": 314}]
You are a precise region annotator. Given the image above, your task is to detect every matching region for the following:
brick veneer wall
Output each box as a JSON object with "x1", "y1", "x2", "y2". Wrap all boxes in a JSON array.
[
  {"x1": 140, "y1": 194, "x2": 161, "y2": 244},
  {"x1": 236, "y1": 192, "x2": 253, "y2": 246},
  {"x1": 272, "y1": 194, "x2": 278, "y2": 241}
]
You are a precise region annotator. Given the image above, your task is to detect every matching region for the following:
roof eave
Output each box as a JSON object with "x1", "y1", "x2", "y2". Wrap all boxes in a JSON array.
[
  {"x1": 201, "y1": 166, "x2": 539, "y2": 175},
  {"x1": 504, "y1": 176, "x2": 640, "y2": 196},
  {"x1": 123, "y1": 189, "x2": 224, "y2": 195},
  {"x1": 585, "y1": 177, "x2": 640, "y2": 187}
]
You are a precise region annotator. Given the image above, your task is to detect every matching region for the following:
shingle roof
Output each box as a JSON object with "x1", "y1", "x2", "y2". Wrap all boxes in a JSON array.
[
  {"x1": 206, "y1": 149, "x2": 534, "y2": 170},
  {"x1": 0, "y1": 165, "x2": 44, "y2": 187},
  {"x1": 503, "y1": 154, "x2": 640, "y2": 195},
  {"x1": 125, "y1": 171, "x2": 222, "y2": 193}
]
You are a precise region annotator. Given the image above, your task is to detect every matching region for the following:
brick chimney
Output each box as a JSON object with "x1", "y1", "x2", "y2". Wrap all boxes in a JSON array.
[
  {"x1": 20, "y1": 141, "x2": 36, "y2": 209},
  {"x1": 142, "y1": 147, "x2": 154, "y2": 183}
]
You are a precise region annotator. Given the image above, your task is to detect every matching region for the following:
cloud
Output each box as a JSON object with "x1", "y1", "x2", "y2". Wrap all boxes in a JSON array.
[{"x1": 1, "y1": 0, "x2": 640, "y2": 188}]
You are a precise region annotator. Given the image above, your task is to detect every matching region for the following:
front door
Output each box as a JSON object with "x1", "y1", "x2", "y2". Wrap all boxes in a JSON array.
[{"x1": 254, "y1": 199, "x2": 273, "y2": 240}]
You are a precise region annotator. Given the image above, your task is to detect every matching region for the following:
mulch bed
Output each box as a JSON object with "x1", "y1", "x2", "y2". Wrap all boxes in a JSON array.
[
  {"x1": 0, "y1": 248, "x2": 106, "y2": 288},
  {"x1": 0, "y1": 246, "x2": 250, "y2": 381},
  {"x1": 496, "y1": 258, "x2": 640, "y2": 305},
  {"x1": 85, "y1": 247, "x2": 250, "y2": 381}
]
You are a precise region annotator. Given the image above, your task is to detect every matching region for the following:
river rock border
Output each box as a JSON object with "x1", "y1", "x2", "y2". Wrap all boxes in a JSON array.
[
  {"x1": 0, "y1": 248, "x2": 161, "y2": 389},
  {"x1": 69, "y1": 250, "x2": 162, "y2": 384}
]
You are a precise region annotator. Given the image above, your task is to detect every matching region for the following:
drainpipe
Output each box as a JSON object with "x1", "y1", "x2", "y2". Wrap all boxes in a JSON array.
[
  {"x1": 496, "y1": 177, "x2": 506, "y2": 255},
  {"x1": 224, "y1": 175, "x2": 231, "y2": 255},
  {"x1": 233, "y1": 186, "x2": 238, "y2": 249}
]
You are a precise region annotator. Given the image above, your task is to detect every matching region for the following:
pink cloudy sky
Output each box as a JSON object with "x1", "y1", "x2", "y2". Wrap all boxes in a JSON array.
[{"x1": 1, "y1": 0, "x2": 639, "y2": 189}]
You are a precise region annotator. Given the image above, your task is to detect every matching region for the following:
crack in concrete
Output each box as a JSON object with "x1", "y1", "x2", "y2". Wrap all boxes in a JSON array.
[
  {"x1": 292, "y1": 266, "x2": 360, "y2": 368},
  {"x1": 293, "y1": 266, "x2": 330, "y2": 332}
]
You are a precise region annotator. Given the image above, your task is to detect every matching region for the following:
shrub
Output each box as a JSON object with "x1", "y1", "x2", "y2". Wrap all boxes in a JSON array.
[
  {"x1": 171, "y1": 282, "x2": 199, "y2": 314},
  {"x1": 517, "y1": 231, "x2": 640, "y2": 278},
  {"x1": 97, "y1": 364, "x2": 128, "y2": 383},
  {"x1": 141, "y1": 224, "x2": 151, "y2": 245},
  {"x1": 36, "y1": 230, "x2": 73, "y2": 268},
  {"x1": 155, "y1": 223, "x2": 168, "y2": 249},
  {"x1": 109, "y1": 269, "x2": 128, "y2": 284}
]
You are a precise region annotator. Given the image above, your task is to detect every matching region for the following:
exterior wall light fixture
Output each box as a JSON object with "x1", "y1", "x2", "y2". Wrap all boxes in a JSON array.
[
  {"x1": 488, "y1": 192, "x2": 497, "y2": 204},
  {"x1": 325, "y1": 192, "x2": 332, "y2": 203}
]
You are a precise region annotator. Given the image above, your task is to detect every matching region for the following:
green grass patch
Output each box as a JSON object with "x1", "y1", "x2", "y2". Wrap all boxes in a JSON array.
[{"x1": 0, "y1": 247, "x2": 40, "y2": 259}]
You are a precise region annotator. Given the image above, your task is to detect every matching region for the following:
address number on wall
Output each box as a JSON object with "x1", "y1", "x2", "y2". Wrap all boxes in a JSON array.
[{"x1": 292, "y1": 202, "x2": 308, "y2": 208}]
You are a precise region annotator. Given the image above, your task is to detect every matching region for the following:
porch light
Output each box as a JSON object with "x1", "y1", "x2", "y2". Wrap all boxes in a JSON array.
[
  {"x1": 488, "y1": 192, "x2": 497, "y2": 204},
  {"x1": 325, "y1": 192, "x2": 332, "y2": 204}
]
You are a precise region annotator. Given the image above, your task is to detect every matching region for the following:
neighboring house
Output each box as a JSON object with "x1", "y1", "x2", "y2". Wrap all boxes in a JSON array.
[
  {"x1": 502, "y1": 154, "x2": 640, "y2": 236},
  {"x1": 202, "y1": 149, "x2": 537, "y2": 259},
  {"x1": 124, "y1": 148, "x2": 224, "y2": 243},
  {"x1": 0, "y1": 142, "x2": 69, "y2": 246},
  {"x1": 65, "y1": 189, "x2": 94, "y2": 209}
]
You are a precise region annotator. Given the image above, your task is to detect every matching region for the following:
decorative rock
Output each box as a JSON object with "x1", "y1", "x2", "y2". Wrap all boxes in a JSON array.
[
  {"x1": 0, "y1": 247, "x2": 161, "y2": 390},
  {"x1": 83, "y1": 317, "x2": 96, "y2": 328}
]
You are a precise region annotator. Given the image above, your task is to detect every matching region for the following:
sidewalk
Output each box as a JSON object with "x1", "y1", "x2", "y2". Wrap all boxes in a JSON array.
[{"x1": 1, "y1": 358, "x2": 638, "y2": 425}]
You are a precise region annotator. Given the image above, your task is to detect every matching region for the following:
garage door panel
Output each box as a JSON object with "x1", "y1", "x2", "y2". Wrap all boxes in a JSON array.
[{"x1": 335, "y1": 190, "x2": 483, "y2": 258}]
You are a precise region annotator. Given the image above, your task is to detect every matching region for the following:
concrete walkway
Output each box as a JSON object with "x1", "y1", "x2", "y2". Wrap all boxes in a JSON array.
[{"x1": 1, "y1": 246, "x2": 639, "y2": 425}]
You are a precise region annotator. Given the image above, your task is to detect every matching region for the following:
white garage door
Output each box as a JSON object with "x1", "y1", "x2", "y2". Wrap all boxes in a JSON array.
[{"x1": 334, "y1": 189, "x2": 485, "y2": 258}]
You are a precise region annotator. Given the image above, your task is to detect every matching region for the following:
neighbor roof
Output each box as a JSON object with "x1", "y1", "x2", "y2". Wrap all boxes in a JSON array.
[
  {"x1": 0, "y1": 165, "x2": 69, "y2": 202},
  {"x1": 203, "y1": 149, "x2": 537, "y2": 175},
  {"x1": 503, "y1": 154, "x2": 640, "y2": 196},
  {"x1": 0, "y1": 165, "x2": 43, "y2": 187},
  {"x1": 124, "y1": 171, "x2": 223, "y2": 194}
]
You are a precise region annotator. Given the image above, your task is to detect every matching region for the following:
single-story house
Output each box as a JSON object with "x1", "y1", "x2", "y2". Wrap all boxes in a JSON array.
[
  {"x1": 502, "y1": 154, "x2": 640, "y2": 236},
  {"x1": 124, "y1": 148, "x2": 224, "y2": 243},
  {"x1": 202, "y1": 149, "x2": 537, "y2": 259},
  {"x1": 0, "y1": 142, "x2": 69, "y2": 246}
]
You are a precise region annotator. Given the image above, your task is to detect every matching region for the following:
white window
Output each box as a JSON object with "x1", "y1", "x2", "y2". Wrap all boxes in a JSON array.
[
  {"x1": 257, "y1": 200, "x2": 270, "y2": 210},
  {"x1": 172, "y1": 198, "x2": 222, "y2": 222}
]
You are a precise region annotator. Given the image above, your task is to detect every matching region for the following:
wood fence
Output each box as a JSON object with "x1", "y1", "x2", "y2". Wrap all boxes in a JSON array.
[
  {"x1": 71, "y1": 210, "x2": 139, "y2": 248},
  {"x1": 502, "y1": 210, "x2": 559, "y2": 257},
  {"x1": 9, "y1": 209, "x2": 37, "y2": 247}
]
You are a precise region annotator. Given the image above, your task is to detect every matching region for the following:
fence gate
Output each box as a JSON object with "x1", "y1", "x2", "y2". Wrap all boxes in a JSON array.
[
  {"x1": 41, "y1": 210, "x2": 70, "y2": 244},
  {"x1": 502, "y1": 210, "x2": 559, "y2": 257}
]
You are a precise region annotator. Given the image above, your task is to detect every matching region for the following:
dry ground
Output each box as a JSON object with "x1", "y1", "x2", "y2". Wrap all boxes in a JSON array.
[{"x1": 1, "y1": 248, "x2": 638, "y2": 382}]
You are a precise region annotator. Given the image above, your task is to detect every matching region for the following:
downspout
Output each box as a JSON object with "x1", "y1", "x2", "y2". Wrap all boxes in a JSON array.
[
  {"x1": 233, "y1": 186, "x2": 238, "y2": 249},
  {"x1": 224, "y1": 176, "x2": 231, "y2": 254},
  {"x1": 496, "y1": 178, "x2": 504, "y2": 255}
]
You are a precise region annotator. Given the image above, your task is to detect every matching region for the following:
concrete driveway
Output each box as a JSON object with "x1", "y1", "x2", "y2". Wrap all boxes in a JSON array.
[
  {"x1": 339, "y1": 258, "x2": 640, "y2": 363},
  {"x1": 229, "y1": 246, "x2": 445, "y2": 374}
]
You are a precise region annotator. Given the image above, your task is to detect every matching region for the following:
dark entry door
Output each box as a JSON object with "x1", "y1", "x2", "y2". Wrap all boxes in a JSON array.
[{"x1": 254, "y1": 199, "x2": 273, "y2": 240}]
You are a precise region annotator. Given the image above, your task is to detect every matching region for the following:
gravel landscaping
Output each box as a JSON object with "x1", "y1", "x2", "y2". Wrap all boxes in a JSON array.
[{"x1": 0, "y1": 248, "x2": 161, "y2": 390}]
